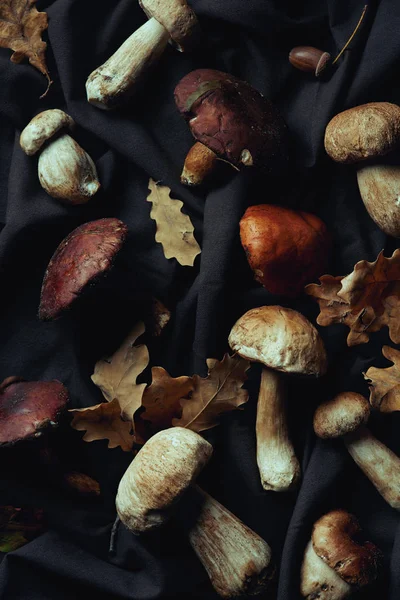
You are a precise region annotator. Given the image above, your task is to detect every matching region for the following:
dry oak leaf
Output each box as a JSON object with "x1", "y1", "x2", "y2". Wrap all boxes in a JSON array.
[
  {"x1": 173, "y1": 354, "x2": 250, "y2": 433},
  {"x1": 69, "y1": 398, "x2": 134, "y2": 452},
  {"x1": 91, "y1": 321, "x2": 149, "y2": 422},
  {"x1": 146, "y1": 178, "x2": 201, "y2": 267},
  {"x1": 306, "y1": 249, "x2": 400, "y2": 346},
  {"x1": 0, "y1": 0, "x2": 51, "y2": 96},
  {"x1": 364, "y1": 345, "x2": 400, "y2": 412}
]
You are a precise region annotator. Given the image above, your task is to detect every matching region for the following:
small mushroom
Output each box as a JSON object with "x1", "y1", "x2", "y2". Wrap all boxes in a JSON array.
[
  {"x1": 116, "y1": 428, "x2": 275, "y2": 598},
  {"x1": 39, "y1": 218, "x2": 128, "y2": 321},
  {"x1": 174, "y1": 69, "x2": 289, "y2": 186},
  {"x1": 314, "y1": 391, "x2": 400, "y2": 510},
  {"x1": 86, "y1": 0, "x2": 200, "y2": 110},
  {"x1": 324, "y1": 102, "x2": 400, "y2": 237},
  {"x1": 301, "y1": 510, "x2": 382, "y2": 599},
  {"x1": 20, "y1": 109, "x2": 100, "y2": 204},
  {"x1": 240, "y1": 204, "x2": 330, "y2": 297},
  {"x1": 229, "y1": 306, "x2": 327, "y2": 492}
]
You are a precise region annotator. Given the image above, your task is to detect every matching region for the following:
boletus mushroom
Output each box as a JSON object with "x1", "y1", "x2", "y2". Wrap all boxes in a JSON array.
[
  {"x1": 174, "y1": 69, "x2": 289, "y2": 186},
  {"x1": 301, "y1": 510, "x2": 382, "y2": 599},
  {"x1": 324, "y1": 102, "x2": 400, "y2": 237},
  {"x1": 39, "y1": 218, "x2": 128, "y2": 321},
  {"x1": 228, "y1": 306, "x2": 327, "y2": 492},
  {"x1": 240, "y1": 204, "x2": 330, "y2": 296},
  {"x1": 116, "y1": 428, "x2": 275, "y2": 598},
  {"x1": 86, "y1": 0, "x2": 200, "y2": 110},
  {"x1": 314, "y1": 391, "x2": 400, "y2": 510}
]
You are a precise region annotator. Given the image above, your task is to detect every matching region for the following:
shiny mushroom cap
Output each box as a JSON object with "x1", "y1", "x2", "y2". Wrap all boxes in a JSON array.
[
  {"x1": 314, "y1": 392, "x2": 370, "y2": 439},
  {"x1": 174, "y1": 69, "x2": 289, "y2": 175},
  {"x1": 228, "y1": 305, "x2": 327, "y2": 376}
]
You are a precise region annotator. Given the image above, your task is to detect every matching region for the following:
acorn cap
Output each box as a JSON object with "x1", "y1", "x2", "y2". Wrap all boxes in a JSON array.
[
  {"x1": 39, "y1": 218, "x2": 128, "y2": 321},
  {"x1": 228, "y1": 306, "x2": 327, "y2": 376},
  {"x1": 174, "y1": 69, "x2": 289, "y2": 175},
  {"x1": 0, "y1": 377, "x2": 69, "y2": 446},
  {"x1": 313, "y1": 392, "x2": 370, "y2": 439},
  {"x1": 324, "y1": 102, "x2": 400, "y2": 164},
  {"x1": 20, "y1": 109, "x2": 75, "y2": 156},
  {"x1": 139, "y1": 0, "x2": 200, "y2": 51},
  {"x1": 312, "y1": 510, "x2": 382, "y2": 587}
]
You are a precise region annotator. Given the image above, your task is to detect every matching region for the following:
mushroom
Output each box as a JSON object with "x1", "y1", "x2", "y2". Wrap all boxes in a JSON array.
[
  {"x1": 314, "y1": 391, "x2": 400, "y2": 510},
  {"x1": 324, "y1": 102, "x2": 400, "y2": 237},
  {"x1": 301, "y1": 509, "x2": 382, "y2": 599},
  {"x1": 39, "y1": 218, "x2": 128, "y2": 321},
  {"x1": 174, "y1": 69, "x2": 289, "y2": 186},
  {"x1": 86, "y1": 0, "x2": 200, "y2": 110},
  {"x1": 228, "y1": 306, "x2": 327, "y2": 492},
  {"x1": 116, "y1": 427, "x2": 275, "y2": 598},
  {"x1": 20, "y1": 109, "x2": 100, "y2": 204},
  {"x1": 240, "y1": 204, "x2": 330, "y2": 297}
]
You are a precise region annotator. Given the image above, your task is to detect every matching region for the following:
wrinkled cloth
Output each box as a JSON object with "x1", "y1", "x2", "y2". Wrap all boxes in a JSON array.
[{"x1": 0, "y1": 0, "x2": 399, "y2": 598}]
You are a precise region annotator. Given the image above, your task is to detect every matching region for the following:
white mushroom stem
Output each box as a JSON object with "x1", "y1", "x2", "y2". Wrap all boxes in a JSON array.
[
  {"x1": 86, "y1": 18, "x2": 170, "y2": 110},
  {"x1": 185, "y1": 485, "x2": 274, "y2": 598},
  {"x1": 181, "y1": 142, "x2": 219, "y2": 186},
  {"x1": 301, "y1": 541, "x2": 351, "y2": 600},
  {"x1": 344, "y1": 426, "x2": 400, "y2": 510},
  {"x1": 256, "y1": 368, "x2": 300, "y2": 492}
]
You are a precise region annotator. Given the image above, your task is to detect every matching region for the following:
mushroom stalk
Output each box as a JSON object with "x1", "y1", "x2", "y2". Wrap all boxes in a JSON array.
[
  {"x1": 256, "y1": 368, "x2": 300, "y2": 492},
  {"x1": 86, "y1": 18, "x2": 170, "y2": 110},
  {"x1": 344, "y1": 426, "x2": 400, "y2": 510},
  {"x1": 180, "y1": 141, "x2": 219, "y2": 186},
  {"x1": 301, "y1": 541, "x2": 351, "y2": 600},
  {"x1": 183, "y1": 485, "x2": 275, "y2": 599}
]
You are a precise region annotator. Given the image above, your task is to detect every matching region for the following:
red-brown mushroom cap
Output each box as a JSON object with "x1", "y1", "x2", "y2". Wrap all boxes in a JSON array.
[
  {"x1": 39, "y1": 218, "x2": 128, "y2": 321},
  {"x1": 0, "y1": 377, "x2": 69, "y2": 446},
  {"x1": 174, "y1": 69, "x2": 289, "y2": 175}
]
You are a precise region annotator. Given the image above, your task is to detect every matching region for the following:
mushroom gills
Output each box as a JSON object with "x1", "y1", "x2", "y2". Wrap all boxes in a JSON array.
[{"x1": 301, "y1": 541, "x2": 352, "y2": 600}]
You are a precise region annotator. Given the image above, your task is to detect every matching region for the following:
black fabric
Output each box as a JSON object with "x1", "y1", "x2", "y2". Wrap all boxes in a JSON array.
[{"x1": 0, "y1": 0, "x2": 399, "y2": 598}]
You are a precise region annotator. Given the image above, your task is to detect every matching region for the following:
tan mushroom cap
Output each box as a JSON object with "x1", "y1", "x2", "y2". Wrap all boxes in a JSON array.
[
  {"x1": 314, "y1": 392, "x2": 370, "y2": 439},
  {"x1": 324, "y1": 102, "x2": 400, "y2": 164},
  {"x1": 139, "y1": 0, "x2": 200, "y2": 51},
  {"x1": 228, "y1": 306, "x2": 327, "y2": 376},
  {"x1": 312, "y1": 510, "x2": 382, "y2": 587},
  {"x1": 20, "y1": 109, "x2": 75, "y2": 156}
]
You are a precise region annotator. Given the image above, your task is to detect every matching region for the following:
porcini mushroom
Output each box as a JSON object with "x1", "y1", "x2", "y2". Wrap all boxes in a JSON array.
[
  {"x1": 174, "y1": 69, "x2": 288, "y2": 186},
  {"x1": 324, "y1": 102, "x2": 400, "y2": 237},
  {"x1": 20, "y1": 109, "x2": 100, "y2": 204},
  {"x1": 39, "y1": 218, "x2": 128, "y2": 321},
  {"x1": 314, "y1": 391, "x2": 400, "y2": 510},
  {"x1": 240, "y1": 205, "x2": 330, "y2": 297},
  {"x1": 301, "y1": 510, "x2": 382, "y2": 599},
  {"x1": 116, "y1": 428, "x2": 275, "y2": 598},
  {"x1": 228, "y1": 306, "x2": 327, "y2": 492},
  {"x1": 86, "y1": 0, "x2": 200, "y2": 110}
]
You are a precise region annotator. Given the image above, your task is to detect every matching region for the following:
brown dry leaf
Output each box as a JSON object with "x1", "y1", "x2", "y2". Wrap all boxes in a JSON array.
[
  {"x1": 150, "y1": 298, "x2": 171, "y2": 336},
  {"x1": 69, "y1": 399, "x2": 134, "y2": 452},
  {"x1": 364, "y1": 345, "x2": 400, "y2": 412},
  {"x1": 306, "y1": 249, "x2": 400, "y2": 346},
  {"x1": 173, "y1": 354, "x2": 250, "y2": 433},
  {"x1": 146, "y1": 178, "x2": 201, "y2": 267},
  {"x1": 91, "y1": 322, "x2": 149, "y2": 422},
  {"x1": 0, "y1": 0, "x2": 51, "y2": 96}
]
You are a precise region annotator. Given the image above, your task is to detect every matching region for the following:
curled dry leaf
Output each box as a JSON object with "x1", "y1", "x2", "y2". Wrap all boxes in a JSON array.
[
  {"x1": 69, "y1": 398, "x2": 135, "y2": 452},
  {"x1": 306, "y1": 249, "x2": 400, "y2": 346},
  {"x1": 364, "y1": 345, "x2": 400, "y2": 412},
  {"x1": 173, "y1": 354, "x2": 250, "y2": 433},
  {"x1": 91, "y1": 321, "x2": 149, "y2": 422},
  {"x1": 150, "y1": 298, "x2": 171, "y2": 337},
  {"x1": 0, "y1": 506, "x2": 45, "y2": 553},
  {"x1": 0, "y1": 0, "x2": 51, "y2": 96},
  {"x1": 146, "y1": 178, "x2": 201, "y2": 267}
]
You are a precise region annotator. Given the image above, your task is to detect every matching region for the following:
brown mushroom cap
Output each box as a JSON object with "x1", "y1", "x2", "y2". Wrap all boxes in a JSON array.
[
  {"x1": 228, "y1": 306, "x2": 327, "y2": 376},
  {"x1": 324, "y1": 102, "x2": 400, "y2": 164},
  {"x1": 39, "y1": 218, "x2": 128, "y2": 321},
  {"x1": 174, "y1": 69, "x2": 289, "y2": 175},
  {"x1": 314, "y1": 392, "x2": 370, "y2": 439},
  {"x1": 139, "y1": 0, "x2": 200, "y2": 51},
  {"x1": 0, "y1": 377, "x2": 69, "y2": 446},
  {"x1": 20, "y1": 109, "x2": 75, "y2": 156},
  {"x1": 312, "y1": 509, "x2": 382, "y2": 587}
]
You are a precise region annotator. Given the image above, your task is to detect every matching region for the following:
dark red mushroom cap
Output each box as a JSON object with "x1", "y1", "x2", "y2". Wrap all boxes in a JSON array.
[
  {"x1": 0, "y1": 377, "x2": 69, "y2": 446},
  {"x1": 174, "y1": 69, "x2": 289, "y2": 174},
  {"x1": 39, "y1": 218, "x2": 128, "y2": 321}
]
